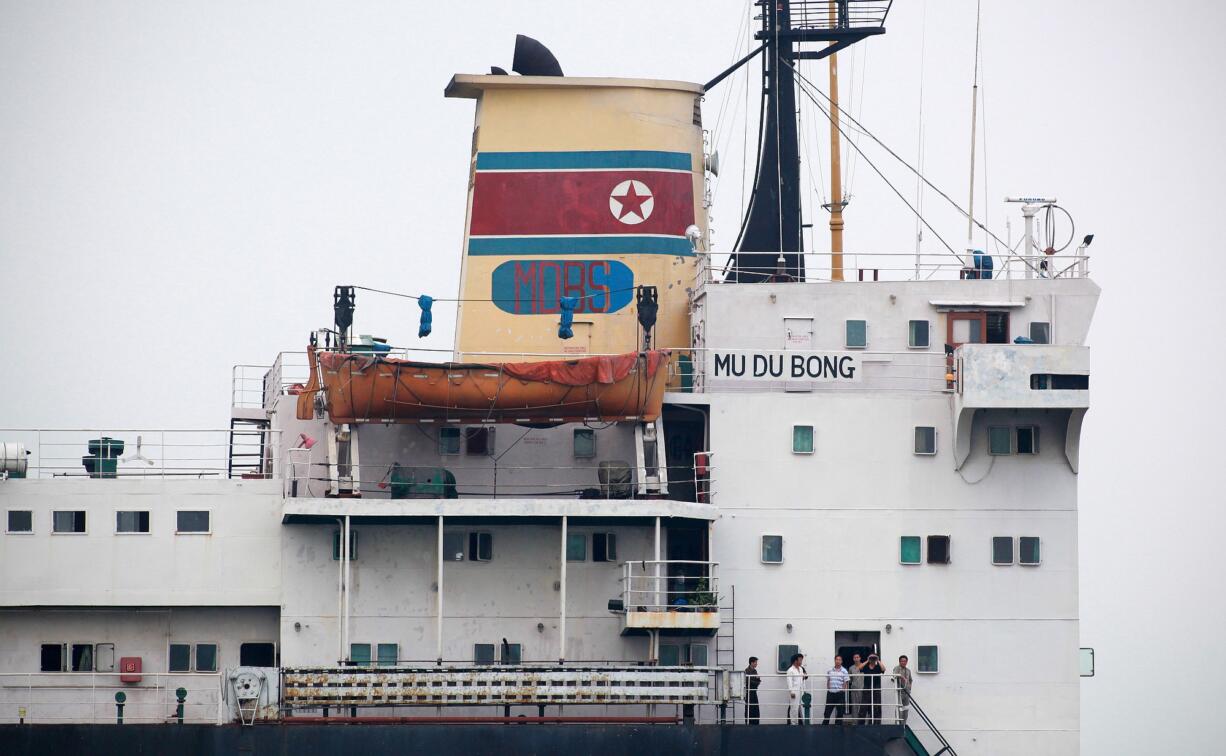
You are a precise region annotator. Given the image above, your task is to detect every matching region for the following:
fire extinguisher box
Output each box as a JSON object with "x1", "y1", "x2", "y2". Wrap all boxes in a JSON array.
[{"x1": 119, "y1": 657, "x2": 142, "y2": 683}]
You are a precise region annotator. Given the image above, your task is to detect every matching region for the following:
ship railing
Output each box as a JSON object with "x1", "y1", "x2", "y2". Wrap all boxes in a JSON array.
[
  {"x1": 786, "y1": 1, "x2": 894, "y2": 32},
  {"x1": 0, "y1": 671, "x2": 223, "y2": 724},
  {"x1": 695, "y1": 250, "x2": 1090, "y2": 285},
  {"x1": 231, "y1": 364, "x2": 272, "y2": 410},
  {"x1": 711, "y1": 669, "x2": 908, "y2": 726},
  {"x1": 0, "y1": 427, "x2": 280, "y2": 480},
  {"x1": 282, "y1": 458, "x2": 717, "y2": 502},
  {"x1": 619, "y1": 561, "x2": 720, "y2": 614}
]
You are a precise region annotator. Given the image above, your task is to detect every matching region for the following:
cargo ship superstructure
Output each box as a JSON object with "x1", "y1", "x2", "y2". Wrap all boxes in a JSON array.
[{"x1": 0, "y1": 4, "x2": 1097, "y2": 755}]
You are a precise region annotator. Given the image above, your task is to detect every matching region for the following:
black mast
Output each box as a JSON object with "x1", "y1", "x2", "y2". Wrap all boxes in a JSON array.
[{"x1": 723, "y1": 1, "x2": 890, "y2": 283}]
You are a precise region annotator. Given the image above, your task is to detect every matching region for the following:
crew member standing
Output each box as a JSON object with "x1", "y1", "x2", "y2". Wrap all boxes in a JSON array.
[
  {"x1": 744, "y1": 656, "x2": 761, "y2": 725},
  {"x1": 859, "y1": 654, "x2": 886, "y2": 724}
]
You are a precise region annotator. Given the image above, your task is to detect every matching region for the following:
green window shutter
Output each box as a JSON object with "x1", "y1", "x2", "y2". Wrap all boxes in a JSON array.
[
  {"x1": 376, "y1": 644, "x2": 398, "y2": 667},
  {"x1": 350, "y1": 643, "x2": 372, "y2": 666},
  {"x1": 792, "y1": 425, "x2": 814, "y2": 454}
]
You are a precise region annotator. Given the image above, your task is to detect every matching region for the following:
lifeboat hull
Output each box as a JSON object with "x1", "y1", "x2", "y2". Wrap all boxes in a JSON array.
[{"x1": 296, "y1": 348, "x2": 670, "y2": 425}]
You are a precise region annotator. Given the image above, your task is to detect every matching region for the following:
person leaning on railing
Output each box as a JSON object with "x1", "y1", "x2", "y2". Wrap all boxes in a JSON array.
[{"x1": 893, "y1": 655, "x2": 914, "y2": 724}]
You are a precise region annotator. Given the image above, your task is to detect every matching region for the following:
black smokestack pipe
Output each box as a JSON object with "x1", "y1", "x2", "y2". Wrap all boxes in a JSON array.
[{"x1": 512, "y1": 34, "x2": 563, "y2": 76}]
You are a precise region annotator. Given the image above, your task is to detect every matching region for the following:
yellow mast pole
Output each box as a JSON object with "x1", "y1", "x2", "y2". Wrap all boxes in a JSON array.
[{"x1": 828, "y1": 4, "x2": 845, "y2": 281}]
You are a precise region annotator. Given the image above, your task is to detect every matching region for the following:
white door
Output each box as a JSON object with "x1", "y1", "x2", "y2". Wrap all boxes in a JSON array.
[{"x1": 783, "y1": 318, "x2": 814, "y2": 391}]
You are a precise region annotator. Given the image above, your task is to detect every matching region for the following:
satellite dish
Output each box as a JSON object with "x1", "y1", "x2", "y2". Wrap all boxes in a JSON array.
[{"x1": 704, "y1": 151, "x2": 720, "y2": 177}]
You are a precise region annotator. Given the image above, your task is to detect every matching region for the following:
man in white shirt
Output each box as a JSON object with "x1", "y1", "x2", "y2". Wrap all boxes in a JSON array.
[
  {"x1": 822, "y1": 655, "x2": 851, "y2": 725},
  {"x1": 786, "y1": 653, "x2": 807, "y2": 724}
]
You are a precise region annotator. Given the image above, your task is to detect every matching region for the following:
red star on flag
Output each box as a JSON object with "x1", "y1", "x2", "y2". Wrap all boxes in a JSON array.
[{"x1": 612, "y1": 182, "x2": 651, "y2": 221}]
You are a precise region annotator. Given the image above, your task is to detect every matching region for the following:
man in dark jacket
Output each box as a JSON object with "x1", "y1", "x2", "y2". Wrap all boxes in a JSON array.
[
  {"x1": 744, "y1": 657, "x2": 761, "y2": 724},
  {"x1": 859, "y1": 654, "x2": 886, "y2": 724}
]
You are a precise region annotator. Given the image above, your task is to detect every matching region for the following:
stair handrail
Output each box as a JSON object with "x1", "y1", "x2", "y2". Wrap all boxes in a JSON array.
[{"x1": 905, "y1": 692, "x2": 958, "y2": 756}]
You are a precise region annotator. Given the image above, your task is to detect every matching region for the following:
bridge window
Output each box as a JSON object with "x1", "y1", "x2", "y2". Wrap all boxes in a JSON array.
[
  {"x1": 1016, "y1": 426, "x2": 1039, "y2": 455},
  {"x1": 7, "y1": 510, "x2": 32, "y2": 533},
  {"x1": 465, "y1": 427, "x2": 495, "y2": 456},
  {"x1": 1029, "y1": 322, "x2": 1051, "y2": 344},
  {"x1": 916, "y1": 645, "x2": 939, "y2": 673},
  {"x1": 1031, "y1": 373, "x2": 1088, "y2": 390},
  {"x1": 474, "y1": 644, "x2": 496, "y2": 665},
  {"x1": 846, "y1": 320, "x2": 868, "y2": 349},
  {"x1": 914, "y1": 427, "x2": 937, "y2": 455},
  {"x1": 927, "y1": 536, "x2": 951, "y2": 564},
  {"x1": 469, "y1": 532, "x2": 493, "y2": 562},
  {"x1": 176, "y1": 510, "x2": 210, "y2": 534},
  {"x1": 593, "y1": 532, "x2": 617, "y2": 562},
  {"x1": 439, "y1": 427, "x2": 461, "y2": 455},
  {"x1": 116, "y1": 511, "x2": 150, "y2": 533},
  {"x1": 443, "y1": 532, "x2": 465, "y2": 561},
  {"x1": 52, "y1": 510, "x2": 86, "y2": 534},
  {"x1": 900, "y1": 536, "x2": 922, "y2": 565},
  {"x1": 761, "y1": 535, "x2": 784, "y2": 564},
  {"x1": 500, "y1": 643, "x2": 522, "y2": 665},
  {"x1": 239, "y1": 642, "x2": 276, "y2": 667},
  {"x1": 40, "y1": 644, "x2": 66, "y2": 672},
  {"x1": 566, "y1": 533, "x2": 587, "y2": 562},
  {"x1": 992, "y1": 537, "x2": 1014, "y2": 565},
  {"x1": 195, "y1": 643, "x2": 218, "y2": 672},
  {"x1": 988, "y1": 426, "x2": 1012, "y2": 455},
  {"x1": 349, "y1": 643, "x2": 372, "y2": 666},
  {"x1": 573, "y1": 428, "x2": 597, "y2": 458},
  {"x1": 1019, "y1": 537, "x2": 1042, "y2": 565},
  {"x1": 909, "y1": 320, "x2": 930, "y2": 348},
  {"x1": 168, "y1": 643, "x2": 192, "y2": 672},
  {"x1": 332, "y1": 530, "x2": 358, "y2": 560},
  {"x1": 792, "y1": 425, "x2": 814, "y2": 454},
  {"x1": 377, "y1": 643, "x2": 399, "y2": 667}
]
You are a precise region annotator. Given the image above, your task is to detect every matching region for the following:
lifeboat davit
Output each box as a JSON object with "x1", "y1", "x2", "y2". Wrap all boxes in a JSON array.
[{"x1": 296, "y1": 347, "x2": 671, "y2": 425}]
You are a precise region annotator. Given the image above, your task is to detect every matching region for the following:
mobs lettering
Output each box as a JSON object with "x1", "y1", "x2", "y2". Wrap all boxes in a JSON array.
[
  {"x1": 711, "y1": 351, "x2": 859, "y2": 382},
  {"x1": 490, "y1": 259, "x2": 634, "y2": 315}
]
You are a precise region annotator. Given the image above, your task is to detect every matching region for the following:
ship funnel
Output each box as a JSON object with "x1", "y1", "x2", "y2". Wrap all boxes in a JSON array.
[{"x1": 512, "y1": 34, "x2": 563, "y2": 76}]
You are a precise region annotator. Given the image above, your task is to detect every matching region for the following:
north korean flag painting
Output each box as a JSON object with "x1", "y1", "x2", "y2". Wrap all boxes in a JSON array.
[{"x1": 468, "y1": 150, "x2": 695, "y2": 257}]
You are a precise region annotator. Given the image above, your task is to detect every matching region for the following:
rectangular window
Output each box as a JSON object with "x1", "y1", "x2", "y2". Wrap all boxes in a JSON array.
[
  {"x1": 988, "y1": 426, "x2": 1012, "y2": 455},
  {"x1": 40, "y1": 643, "x2": 66, "y2": 672},
  {"x1": 7, "y1": 510, "x2": 33, "y2": 533},
  {"x1": 992, "y1": 537, "x2": 1014, "y2": 565},
  {"x1": 593, "y1": 533, "x2": 617, "y2": 562},
  {"x1": 239, "y1": 642, "x2": 276, "y2": 667},
  {"x1": 116, "y1": 511, "x2": 150, "y2": 533},
  {"x1": 792, "y1": 425, "x2": 814, "y2": 454},
  {"x1": 1029, "y1": 322, "x2": 1051, "y2": 344},
  {"x1": 927, "y1": 535, "x2": 951, "y2": 564},
  {"x1": 1079, "y1": 648, "x2": 1095, "y2": 678},
  {"x1": 195, "y1": 643, "x2": 218, "y2": 672},
  {"x1": 952, "y1": 317, "x2": 983, "y2": 345},
  {"x1": 908, "y1": 320, "x2": 930, "y2": 348},
  {"x1": 69, "y1": 643, "x2": 93, "y2": 672},
  {"x1": 464, "y1": 426, "x2": 494, "y2": 456},
  {"x1": 566, "y1": 533, "x2": 587, "y2": 562},
  {"x1": 900, "y1": 536, "x2": 922, "y2": 565},
  {"x1": 168, "y1": 643, "x2": 192, "y2": 673},
  {"x1": 500, "y1": 643, "x2": 522, "y2": 665},
  {"x1": 776, "y1": 644, "x2": 799, "y2": 673},
  {"x1": 332, "y1": 530, "x2": 359, "y2": 560},
  {"x1": 1016, "y1": 426, "x2": 1039, "y2": 455},
  {"x1": 176, "y1": 510, "x2": 210, "y2": 534},
  {"x1": 986, "y1": 311, "x2": 1009, "y2": 344},
  {"x1": 845, "y1": 319, "x2": 868, "y2": 348},
  {"x1": 442, "y1": 532, "x2": 465, "y2": 561},
  {"x1": 659, "y1": 644, "x2": 681, "y2": 667},
  {"x1": 761, "y1": 534, "x2": 783, "y2": 564},
  {"x1": 377, "y1": 643, "x2": 398, "y2": 667},
  {"x1": 53, "y1": 510, "x2": 86, "y2": 534},
  {"x1": 914, "y1": 427, "x2": 937, "y2": 455},
  {"x1": 468, "y1": 532, "x2": 492, "y2": 562},
  {"x1": 439, "y1": 427, "x2": 461, "y2": 455},
  {"x1": 1019, "y1": 537, "x2": 1042, "y2": 565},
  {"x1": 688, "y1": 643, "x2": 709, "y2": 667},
  {"x1": 917, "y1": 645, "x2": 939, "y2": 673},
  {"x1": 350, "y1": 643, "x2": 372, "y2": 666},
  {"x1": 1030, "y1": 373, "x2": 1089, "y2": 390},
  {"x1": 474, "y1": 643, "x2": 496, "y2": 665},
  {"x1": 573, "y1": 428, "x2": 597, "y2": 458}
]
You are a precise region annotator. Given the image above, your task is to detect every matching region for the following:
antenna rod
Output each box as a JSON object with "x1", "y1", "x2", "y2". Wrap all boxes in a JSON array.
[
  {"x1": 966, "y1": 0, "x2": 982, "y2": 247},
  {"x1": 828, "y1": 2, "x2": 845, "y2": 282}
]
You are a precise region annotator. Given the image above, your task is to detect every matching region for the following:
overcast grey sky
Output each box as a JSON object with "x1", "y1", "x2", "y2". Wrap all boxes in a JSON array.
[{"x1": 2, "y1": 2, "x2": 1224, "y2": 752}]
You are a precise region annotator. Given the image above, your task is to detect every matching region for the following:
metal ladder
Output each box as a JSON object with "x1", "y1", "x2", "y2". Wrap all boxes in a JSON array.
[
  {"x1": 715, "y1": 584, "x2": 736, "y2": 668},
  {"x1": 227, "y1": 417, "x2": 269, "y2": 479}
]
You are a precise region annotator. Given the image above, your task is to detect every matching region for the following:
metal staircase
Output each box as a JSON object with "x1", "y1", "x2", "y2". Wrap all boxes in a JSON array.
[
  {"x1": 903, "y1": 694, "x2": 958, "y2": 755},
  {"x1": 227, "y1": 416, "x2": 269, "y2": 479}
]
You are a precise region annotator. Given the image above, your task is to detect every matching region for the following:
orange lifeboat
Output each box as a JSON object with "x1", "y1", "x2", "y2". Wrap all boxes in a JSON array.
[{"x1": 296, "y1": 346, "x2": 671, "y2": 425}]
